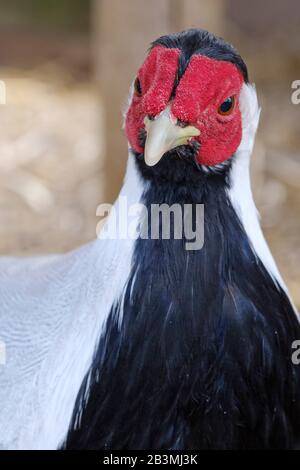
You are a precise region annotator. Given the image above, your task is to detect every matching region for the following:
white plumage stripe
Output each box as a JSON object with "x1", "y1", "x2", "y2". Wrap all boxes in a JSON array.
[
  {"x1": 0, "y1": 155, "x2": 144, "y2": 449},
  {"x1": 228, "y1": 83, "x2": 299, "y2": 319}
]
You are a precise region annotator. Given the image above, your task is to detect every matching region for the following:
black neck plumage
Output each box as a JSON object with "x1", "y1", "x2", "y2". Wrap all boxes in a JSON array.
[{"x1": 66, "y1": 155, "x2": 300, "y2": 450}]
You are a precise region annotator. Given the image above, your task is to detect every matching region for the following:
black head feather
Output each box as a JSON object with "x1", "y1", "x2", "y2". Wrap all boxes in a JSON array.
[{"x1": 152, "y1": 28, "x2": 249, "y2": 87}]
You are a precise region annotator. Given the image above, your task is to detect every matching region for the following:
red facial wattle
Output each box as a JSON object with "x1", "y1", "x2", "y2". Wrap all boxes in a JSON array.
[
  {"x1": 171, "y1": 55, "x2": 243, "y2": 165},
  {"x1": 125, "y1": 46, "x2": 180, "y2": 154},
  {"x1": 125, "y1": 46, "x2": 244, "y2": 166}
]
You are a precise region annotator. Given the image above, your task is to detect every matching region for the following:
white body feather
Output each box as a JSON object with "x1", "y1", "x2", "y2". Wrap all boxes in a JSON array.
[{"x1": 0, "y1": 156, "x2": 143, "y2": 449}]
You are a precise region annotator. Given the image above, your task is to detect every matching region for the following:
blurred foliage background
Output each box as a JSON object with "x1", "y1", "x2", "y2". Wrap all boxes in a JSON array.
[
  {"x1": 0, "y1": 0, "x2": 90, "y2": 32},
  {"x1": 0, "y1": 0, "x2": 299, "y2": 305}
]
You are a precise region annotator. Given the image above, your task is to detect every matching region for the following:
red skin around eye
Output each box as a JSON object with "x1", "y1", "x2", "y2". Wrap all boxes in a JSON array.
[
  {"x1": 172, "y1": 55, "x2": 244, "y2": 166},
  {"x1": 125, "y1": 47, "x2": 244, "y2": 166}
]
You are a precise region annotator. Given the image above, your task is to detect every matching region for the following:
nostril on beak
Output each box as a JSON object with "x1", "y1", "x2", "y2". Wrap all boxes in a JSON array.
[
  {"x1": 147, "y1": 114, "x2": 155, "y2": 121},
  {"x1": 176, "y1": 119, "x2": 189, "y2": 128}
]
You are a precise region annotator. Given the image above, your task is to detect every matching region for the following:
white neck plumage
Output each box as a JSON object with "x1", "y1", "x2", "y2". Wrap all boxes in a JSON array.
[{"x1": 227, "y1": 83, "x2": 288, "y2": 292}]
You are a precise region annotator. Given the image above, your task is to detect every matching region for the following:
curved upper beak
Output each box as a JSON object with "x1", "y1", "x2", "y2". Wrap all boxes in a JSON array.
[{"x1": 143, "y1": 105, "x2": 200, "y2": 167}]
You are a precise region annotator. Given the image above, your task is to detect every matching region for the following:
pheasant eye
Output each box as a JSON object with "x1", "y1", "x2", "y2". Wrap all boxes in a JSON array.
[
  {"x1": 218, "y1": 96, "x2": 235, "y2": 116},
  {"x1": 134, "y1": 77, "x2": 142, "y2": 97}
]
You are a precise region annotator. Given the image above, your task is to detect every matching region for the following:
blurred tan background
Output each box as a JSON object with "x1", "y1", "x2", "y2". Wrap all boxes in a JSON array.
[{"x1": 0, "y1": 0, "x2": 299, "y2": 304}]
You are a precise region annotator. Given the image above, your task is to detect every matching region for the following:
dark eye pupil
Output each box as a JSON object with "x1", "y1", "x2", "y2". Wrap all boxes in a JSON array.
[
  {"x1": 134, "y1": 77, "x2": 142, "y2": 96},
  {"x1": 219, "y1": 97, "x2": 233, "y2": 114}
]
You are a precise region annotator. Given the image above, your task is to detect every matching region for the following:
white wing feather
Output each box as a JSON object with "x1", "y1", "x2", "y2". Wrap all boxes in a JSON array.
[{"x1": 0, "y1": 155, "x2": 143, "y2": 449}]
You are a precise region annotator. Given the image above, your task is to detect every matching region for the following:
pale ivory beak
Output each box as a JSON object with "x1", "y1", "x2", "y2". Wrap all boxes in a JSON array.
[{"x1": 143, "y1": 105, "x2": 200, "y2": 167}]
